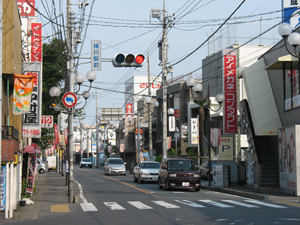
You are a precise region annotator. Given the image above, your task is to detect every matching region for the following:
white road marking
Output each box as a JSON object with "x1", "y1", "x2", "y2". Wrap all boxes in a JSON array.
[
  {"x1": 74, "y1": 179, "x2": 88, "y2": 203},
  {"x1": 244, "y1": 200, "x2": 287, "y2": 208},
  {"x1": 175, "y1": 200, "x2": 206, "y2": 208},
  {"x1": 80, "y1": 203, "x2": 98, "y2": 211},
  {"x1": 104, "y1": 202, "x2": 125, "y2": 210},
  {"x1": 152, "y1": 201, "x2": 180, "y2": 208},
  {"x1": 222, "y1": 200, "x2": 260, "y2": 208},
  {"x1": 128, "y1": 201, "x2": 153, "y2": 209},
  {"x1": 199, "y1": 200, "x2": 234, "y2": 208}
]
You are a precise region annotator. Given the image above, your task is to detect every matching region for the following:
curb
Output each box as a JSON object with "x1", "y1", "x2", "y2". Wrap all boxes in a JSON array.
[{"x1": 202, "y1": 185, "x2": 269, "y2": 201}]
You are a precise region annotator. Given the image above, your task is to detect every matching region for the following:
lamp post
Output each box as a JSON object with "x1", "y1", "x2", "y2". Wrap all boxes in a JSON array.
[
  {"x1": 49, "y1": 70, "x2": 96, "y2": 203},
  {"x1": 278, "y1": 23, "x2": 300, "y2": 57},
  {"x1": 144, "y1": 97, "x2": 159, "y2": 161},
  {"x1": 185, "y1": 77, "x2": 224, "y2": 186}
]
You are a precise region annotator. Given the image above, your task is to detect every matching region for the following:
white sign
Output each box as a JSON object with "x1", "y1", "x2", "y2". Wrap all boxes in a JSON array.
[
  {"x1": 91, "y1": 40, "x2": 101, "y2": 71},
  {"x1": 169, "y1": 116, "x2": 175, "y2": 132},
  {"x1": 41, "y1": 116, "x2": 53, "y2": 128},
  {"x1": 191, "y1": 118, "x2": 198, "y2": 145}
]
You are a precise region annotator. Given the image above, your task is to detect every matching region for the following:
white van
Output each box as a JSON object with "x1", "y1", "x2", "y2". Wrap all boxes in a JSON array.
[{"x1": 37, "y1": 158, "x2": 47, "y2": 174}]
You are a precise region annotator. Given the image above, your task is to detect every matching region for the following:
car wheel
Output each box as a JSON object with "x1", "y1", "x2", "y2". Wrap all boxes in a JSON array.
[
  {"x1": 133, "y1": 173, "x2": 137, "y2": 182},
  {"x1": 123, "y1": 173, "x2": 126, "y2": 176},
  {"x1": 39, "y1": 169, "x2": 45, "y2": 174},
  {"x1": 165, "y1": 180, "x2": 170, "y2": 191},
  {"x1": 138, "y1": 175, "x2": 143, "y2": 184},
  {"x1": 158, "y1": 177, "x2": 163, "y2": 189},
  {"x1": 195, "y1": 188, "x2": 200, "y2": 192},
  {"x1": 80, "y1": 166, "x2": 82, "y2": 168}
]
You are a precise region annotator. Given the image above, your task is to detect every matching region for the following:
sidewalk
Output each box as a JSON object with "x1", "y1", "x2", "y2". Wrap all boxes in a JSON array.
[
  {"x1": 3, "y1": 168, "x2": 300, "y2": 221},
  {"x1": 2, "y1": 171, "x2": 80, "y2": 221}
]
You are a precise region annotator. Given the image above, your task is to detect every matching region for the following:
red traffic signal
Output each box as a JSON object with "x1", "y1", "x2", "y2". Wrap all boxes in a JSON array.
[{"x1": 112, "y1": 53, "x2": 145, "y2": 67}]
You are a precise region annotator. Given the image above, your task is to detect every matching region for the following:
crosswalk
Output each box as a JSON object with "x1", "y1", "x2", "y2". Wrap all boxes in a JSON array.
[{"x1": 80, "y1": 199, "x2": 287, "y2": 212}]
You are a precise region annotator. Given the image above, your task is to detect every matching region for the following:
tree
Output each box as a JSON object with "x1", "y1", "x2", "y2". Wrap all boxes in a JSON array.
[{"x1": 32, "y1": 38, "x2": 67, "y2": 150}]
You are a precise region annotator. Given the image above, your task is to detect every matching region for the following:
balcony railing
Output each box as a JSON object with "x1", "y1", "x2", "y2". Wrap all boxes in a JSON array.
[{"x1": 2, "y1": 126, "x2": 19, "y2": 140}]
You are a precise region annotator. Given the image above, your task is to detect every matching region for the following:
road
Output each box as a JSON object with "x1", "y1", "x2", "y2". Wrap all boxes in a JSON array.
[{"x1": 6, "y1": 166, "x2": 300, "y2": 225}]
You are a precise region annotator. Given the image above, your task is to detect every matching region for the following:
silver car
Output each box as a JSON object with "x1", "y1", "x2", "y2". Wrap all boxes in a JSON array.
[
  {"x1": 133, "y1": 161, "x2": 160, "y2": 183},
  {"x1": 104, "y1": 158, "x2": 126, "y2": 176},
  {"x1": 80, "y1": 158, "x2": 92, "y2": 168}
]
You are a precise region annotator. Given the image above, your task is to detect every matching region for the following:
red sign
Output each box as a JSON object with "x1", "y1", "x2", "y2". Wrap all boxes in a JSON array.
[
  {"x1": 17, "y1": 0, "x2": 35, "y2": 17},
  {"x1": 62, "y1": 92, "x2": 77, "y2": 108},
  {"x1": 174, "y1": 109, "x2": 180, "y2": 118},
  {"x1": 224, "y1": 53, "x2": 237, "y2": 134},
  {"x1": 31, "y1": 22, "x2": 42, "y2": 62},
  {"x1": 41, "y1": 116, "x2": 53, "y2": 128},
  {"x1": 140, "y1": 83, "x2": 161, "y2": 89},
  {"x1": 126, "y1": 103, "x2": 133, "y2": 117}
]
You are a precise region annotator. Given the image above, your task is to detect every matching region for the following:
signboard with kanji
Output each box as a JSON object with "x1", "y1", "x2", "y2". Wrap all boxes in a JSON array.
[{"x1": 41, "y1": 116, "x2": 53, "y2": 128}]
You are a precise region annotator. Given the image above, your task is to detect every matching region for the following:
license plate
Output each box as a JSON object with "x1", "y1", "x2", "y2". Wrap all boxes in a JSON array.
[{"x1": 182, "y1": 182, "x2": 189, "y2": 186}]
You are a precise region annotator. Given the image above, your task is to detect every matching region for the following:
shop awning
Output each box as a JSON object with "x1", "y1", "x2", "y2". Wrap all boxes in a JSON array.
[
  {"x1": 23, "y1": 145, "x2": 41, "y2": 154},
  {"x1": 265, "y1": 54, "x2": 299, "y2": 70}
]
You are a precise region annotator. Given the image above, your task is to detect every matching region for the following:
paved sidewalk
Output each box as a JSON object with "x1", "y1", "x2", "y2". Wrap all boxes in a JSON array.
[
  {"x1": 2, "y1": 167, "x2": 300, "y2": 221},
  {"x1": 1, "y1": 171, "x2": 80, "y2": 221}
]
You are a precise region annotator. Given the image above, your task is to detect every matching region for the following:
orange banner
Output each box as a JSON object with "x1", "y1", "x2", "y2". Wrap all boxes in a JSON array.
[{"x1": 13, "y1": 74, "x2": 36, "y2": 115}]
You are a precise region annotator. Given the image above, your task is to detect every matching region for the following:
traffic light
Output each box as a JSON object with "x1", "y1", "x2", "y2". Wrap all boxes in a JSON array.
[
  {"x1": 58, "y1": 113, "x2": 68, "y2": 132},
  {"x1": 112, "y1": 53, "x2": 145, "y2": 67}
]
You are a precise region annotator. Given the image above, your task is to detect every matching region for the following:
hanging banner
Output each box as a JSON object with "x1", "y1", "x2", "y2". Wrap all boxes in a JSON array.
[
  {"x1": 13, "y1": 74, "x2": 36, "y2": 115},
  {"x1": 27, "y1": 154, "x2": 37, "y2": 194},
  {"x1": 210, "y1": 128, "x2": 221, "y2": 147},
  {"x1": 54, "y1": 124, "x2": 59, "y2": 144},
  {"x1": 168, "y1": 136, "x2": 172, "y2": 149},
  {"x1": 223, "y1": 50, "x2": 237, "y2": 134}
]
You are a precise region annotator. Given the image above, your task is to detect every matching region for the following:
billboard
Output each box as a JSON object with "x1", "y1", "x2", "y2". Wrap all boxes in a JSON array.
[
  {"x1": 279, "y1": 125, "x2": 300, "y2": 196},
  {"x1": 283, "y1": 0, "x2": 300, "y2": 30}
]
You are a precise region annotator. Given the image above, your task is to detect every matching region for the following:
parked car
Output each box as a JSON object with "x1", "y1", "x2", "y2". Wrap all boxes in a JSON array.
[
  {"x1": 199, "y1": 160, "x2": 213, "y2": 181},
  {"x1": 104, "y1": 158, "x2": 126, "y2": 176},
  {"x1": 158, "y1": 158, "x2": 201, "y2": 191},
  {"x1": 133, "y1": 161, "x2": 160, "y2": 183},
  {"x1": 37, "y1": 158, "x2": 47, "y2": 174},
  {"x1": 80, "y1": 158, "x2": 92, "y2": 168}
]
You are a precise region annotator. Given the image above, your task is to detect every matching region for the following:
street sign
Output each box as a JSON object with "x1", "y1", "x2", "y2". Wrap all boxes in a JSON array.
[
  {"x1": 41, "y1": 115, "x2": 53, "y2": 128},
  {"x1": 91, "y1": 40, "x2": 101, "y2": 71},
  {"x1": 62, "y1": 92, "x2": 77, "y2": 108}
]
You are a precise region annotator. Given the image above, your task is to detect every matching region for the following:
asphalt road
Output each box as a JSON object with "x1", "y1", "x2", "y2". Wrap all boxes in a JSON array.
[{"x1": 4, "y1": 166, "x2": 300, "y2": 225}]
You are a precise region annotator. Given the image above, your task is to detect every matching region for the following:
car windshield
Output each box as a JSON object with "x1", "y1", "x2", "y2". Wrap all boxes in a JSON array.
[
  {"x1": 109, "y1": 159, "x2": 124, "y2": 164},
  {"x1": 141, "y1": 163, "x2": 160, "y2": 169},
  {"x1": 168, "y1": 160, "x2": 195, "y2": 171},
  {"x1": 83, "y1": 159, "x2": 91, "y2": 162}
]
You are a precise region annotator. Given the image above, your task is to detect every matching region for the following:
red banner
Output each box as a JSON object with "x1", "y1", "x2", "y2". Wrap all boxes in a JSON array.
[
  {"x1": 126, "y1": 103, "x2": 133, "y2": 117},
  {"x1": 54, "y1": 124, "x2": 59, "y2": 144},
  {"x1": 17, "y1": 0, "x2": 35, "y2": 17},
  {"x1": 31, "y1": 22, "x2": 42, "y2": 62},
  {"x1": 224, "y1": 53, "x2": 237, "y2": 134}
]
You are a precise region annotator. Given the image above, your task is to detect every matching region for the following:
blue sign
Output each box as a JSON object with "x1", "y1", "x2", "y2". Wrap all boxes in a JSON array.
[{"x1": 0, "y1": 166, "x2": 6, "y2": 210}]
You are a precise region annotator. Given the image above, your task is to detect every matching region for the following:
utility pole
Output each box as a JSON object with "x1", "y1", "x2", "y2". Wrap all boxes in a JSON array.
[
  {"x1": 137, "y1": 111, "x2": 141, "y2": 163},
  {"x1": 147, "y1": 52, "x2": 153, "y2": 161},
  {"x1": 67, "y1": 2, "x2": 75, "y2": 203},
  {"x1": 161, "y1": 0, "x2": 169, "y2": 159},
  {"x1": 95, "y1": 88, "x2": 99, "y2": 167}
]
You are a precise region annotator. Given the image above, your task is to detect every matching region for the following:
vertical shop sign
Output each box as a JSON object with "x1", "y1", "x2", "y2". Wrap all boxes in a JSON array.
[
  {"x1": 27, "y1": 154, "x2": 37, "y2": 194},
  {"x1": 31, "y1": 22, "x2": 42, "y2": 62},
  {"x1": 223, "y1": 50, "x2": 237, "y2": 134},
  {"x1": 0, "y1": 166, "x2": 6, "y2": 210}
]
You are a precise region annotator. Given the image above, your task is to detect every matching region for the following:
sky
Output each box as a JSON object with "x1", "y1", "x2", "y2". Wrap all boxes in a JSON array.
[{"x1": 36, "y1": 0, "x2": 282, "y2": 127}]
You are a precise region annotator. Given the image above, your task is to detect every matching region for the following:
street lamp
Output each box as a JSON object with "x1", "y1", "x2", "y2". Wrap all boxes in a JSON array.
[
  {"x1": 185, "y1": 77, "x2": 224, "y2": 186},
  {"x1": 49, "y1": 70, "x2": 96, "y2": 203},
  {"x1": 144, "y1": 97, "x2": 160, "y2": 161}
]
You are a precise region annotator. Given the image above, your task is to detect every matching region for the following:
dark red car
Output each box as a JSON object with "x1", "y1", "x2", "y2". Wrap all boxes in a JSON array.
[{"x1": 158, "y1": 158, "x2": 201, "y2": 191}]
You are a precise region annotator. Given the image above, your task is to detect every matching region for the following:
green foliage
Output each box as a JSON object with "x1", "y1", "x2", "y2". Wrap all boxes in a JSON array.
[
  {"x1": 193, "y1": 99, "x2": 208, "y2": 107},
  {"x1": 186, "y1": 147, "x2": 198, "y2": 156},
  {"x1": 168, "y1": 148, "x2": 176, "y2": 156},
  {"x1": 155, "y1": 155, "x2": 162, "y2": 163},
  {"x1": 183, "y1": 133, "x2": 188, "y2": 142}
]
